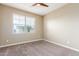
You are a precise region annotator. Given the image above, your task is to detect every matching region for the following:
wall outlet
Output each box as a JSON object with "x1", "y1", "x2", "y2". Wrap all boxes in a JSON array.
[
  {"x1": 66, "y1": 40, "x2": 70, "y2": 44},
  {"x1": 6, "y1": 40, "x2": 9, "y2": 42}
]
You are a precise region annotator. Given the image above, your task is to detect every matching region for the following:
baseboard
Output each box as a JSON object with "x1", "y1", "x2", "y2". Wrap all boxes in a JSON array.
[
  {"x1": 45, "y1": 39, "x2": 79, "y2": 52},
  {"x1": 0, "y1": 39, "x2": 43, "y2": 48}
]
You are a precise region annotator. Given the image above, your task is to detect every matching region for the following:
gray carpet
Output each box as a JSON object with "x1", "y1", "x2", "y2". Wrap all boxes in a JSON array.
[{"x1": 0, "y1": 40, "x2": 79, "y2": 56}]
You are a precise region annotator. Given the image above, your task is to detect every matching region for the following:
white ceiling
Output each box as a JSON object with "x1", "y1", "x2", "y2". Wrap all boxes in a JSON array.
[{"x1": 2, "y1": 3, "x2": 66, "y2": 16}]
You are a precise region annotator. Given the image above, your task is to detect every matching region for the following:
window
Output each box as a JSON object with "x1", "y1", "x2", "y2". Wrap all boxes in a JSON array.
[{"x1": 13, "y1": 14, "x2": 35, "y2": 33}]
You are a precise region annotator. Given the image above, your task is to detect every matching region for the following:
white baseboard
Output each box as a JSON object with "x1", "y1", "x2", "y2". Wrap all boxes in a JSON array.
[
  {"x1": 0, "y1": 39, "x2": 43, "y2": 48},
  {"x1": 45, "y1": 39, "x2": 79, "y2": 52}
]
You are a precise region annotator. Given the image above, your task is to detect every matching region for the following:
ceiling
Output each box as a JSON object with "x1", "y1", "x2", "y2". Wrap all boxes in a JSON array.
[{"x1": 2, "y1": 3, "x2": 66, "y2": 16}]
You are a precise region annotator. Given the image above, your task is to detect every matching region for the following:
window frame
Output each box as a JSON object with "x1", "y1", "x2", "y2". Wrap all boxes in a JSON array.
[{"x1": 12, "y1": 13, "x2": 36, "y2": 34}]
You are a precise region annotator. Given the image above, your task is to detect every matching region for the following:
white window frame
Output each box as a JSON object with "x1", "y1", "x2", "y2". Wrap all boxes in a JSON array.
[{"x1": 13, "y1": 13, "x2": 35, "y2": 34}]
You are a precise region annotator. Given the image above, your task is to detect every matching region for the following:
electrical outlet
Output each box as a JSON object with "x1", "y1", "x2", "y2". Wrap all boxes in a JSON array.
[
  {"x1": 66, "y1": 40, "x2": 70, "y2": 44},
  {"x1": 6, "y1": 40, "x2": 9, "y2": 42}
]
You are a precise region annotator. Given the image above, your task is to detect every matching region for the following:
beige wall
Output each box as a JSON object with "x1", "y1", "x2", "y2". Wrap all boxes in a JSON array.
[
  {"x1": 0, "y1": 5, "x2": 2, "y2": 44},
  {"x1": 44, "y1": 4, "x2": 79, "y2": 50},
  {"x1": 0, "y1": 5, "x2": 43, "y2": 45}
]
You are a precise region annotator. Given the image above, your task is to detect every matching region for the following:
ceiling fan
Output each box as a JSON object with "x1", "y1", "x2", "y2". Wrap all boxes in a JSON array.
[{"x1": 32, "y1": 3, "x2": 48, "y2": 7}]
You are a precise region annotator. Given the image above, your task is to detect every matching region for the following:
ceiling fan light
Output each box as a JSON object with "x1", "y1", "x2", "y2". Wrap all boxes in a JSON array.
[
  {"x1": 36, "y1": 4, "x2": 41, "y2": 7},
  {"x1": 32, "y1": 3, "x2": 48, "y2": 8}
]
